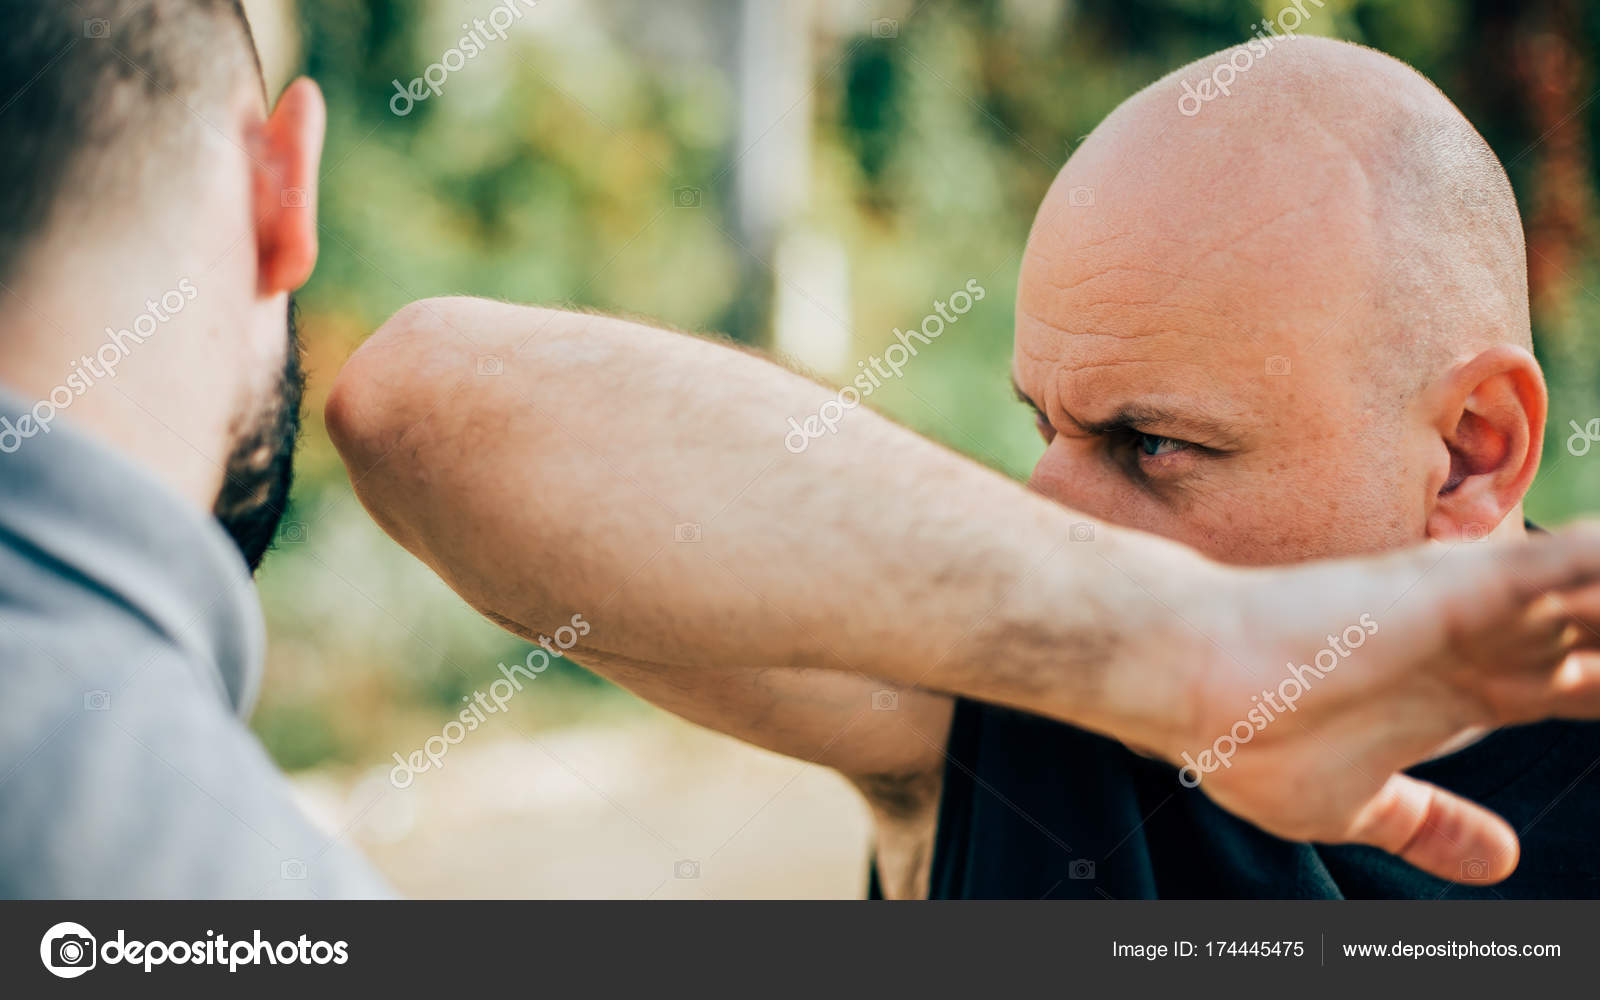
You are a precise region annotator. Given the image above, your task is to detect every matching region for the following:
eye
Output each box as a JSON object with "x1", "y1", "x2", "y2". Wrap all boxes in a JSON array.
[
  {"x1": 1109, "y1": 428, "x2": 1194, "y2": 468},
  {"x1": 1135, "y1": 432, "x2": 1187, "y2": 457}
]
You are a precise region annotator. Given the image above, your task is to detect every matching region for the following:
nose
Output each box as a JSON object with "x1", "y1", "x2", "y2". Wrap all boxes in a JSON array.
[
  {"x1": 1027, "y1": 438, "x2": 1080, "y2": 505},
  {"x1": 1025, "y1": 461, "x2": 1052, "y2": 497},
  {"x1": 1026, "y1": 439, "x2": 1127, "y2": 528}
]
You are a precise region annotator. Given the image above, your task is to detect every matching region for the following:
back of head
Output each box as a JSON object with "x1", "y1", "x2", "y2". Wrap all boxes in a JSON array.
[
  {"x1": 0, "y1": 2, "x2": 315, "y2": 573},
  {"x1": 0, "y1": 0, "x2": 262, "y2": 286}
]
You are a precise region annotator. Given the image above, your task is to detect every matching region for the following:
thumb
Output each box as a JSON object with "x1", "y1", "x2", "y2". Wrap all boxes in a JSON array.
[{"x1": 1343, "y1": 773, "x2": 1520, "y2": 884}]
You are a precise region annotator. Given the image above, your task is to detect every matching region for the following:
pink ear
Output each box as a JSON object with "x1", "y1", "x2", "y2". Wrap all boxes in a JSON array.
[{"x1": 254, "y1": 78, "x2": 326, "y2": 295}]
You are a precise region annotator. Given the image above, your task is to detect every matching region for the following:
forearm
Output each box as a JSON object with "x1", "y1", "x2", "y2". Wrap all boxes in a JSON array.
[{"x1": 327, "y1": 297, "x2": 1211, "y2": 749}]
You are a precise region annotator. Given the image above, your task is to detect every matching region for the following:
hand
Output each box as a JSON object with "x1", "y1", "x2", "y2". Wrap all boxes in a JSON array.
[{"x1": 1164, "y1": 524, "x2": 1600, "y2": 883}]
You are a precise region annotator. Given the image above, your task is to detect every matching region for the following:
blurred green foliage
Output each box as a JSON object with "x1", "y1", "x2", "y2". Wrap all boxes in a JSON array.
[{"x1": 253, "y1": 0, "x2": 1600, "y2": 771}]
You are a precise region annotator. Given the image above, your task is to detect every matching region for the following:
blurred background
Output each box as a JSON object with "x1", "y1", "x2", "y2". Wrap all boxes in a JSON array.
[{"x1": 239, "y1": 0, "x2": 1600, "y2": 897}]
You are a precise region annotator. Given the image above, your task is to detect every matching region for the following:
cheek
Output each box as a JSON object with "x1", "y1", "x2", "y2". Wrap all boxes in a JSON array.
[
  {"x1": 1030, "y1": 428, "x2": 1431, "y2": 564},
  {"x1": 1028, "y1": 446, "x2": 1326, "y2": 564},
  {"x1": 1175, "y1": 508, "x2": 1302, "y2": 566},
  {"x1": 1170, "y1": 468, "x2": 1419, "y2": 566}
]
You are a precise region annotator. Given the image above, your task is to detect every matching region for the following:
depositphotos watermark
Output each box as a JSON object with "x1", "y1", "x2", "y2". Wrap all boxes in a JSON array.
[
  {"x1": 0, "y1": 278, "x2": 198, "y2": 455},
  {"x1": 389, "y1": 613, "x2": 590, "y2": 788},
  {"x1": 785, "y1": 279, "x2": 987, "y2": 454},
  {"x1": 1178, "y1": 613, "x2": 1378, "y2": 787},
  {"x1": 389, "y1": 0, "x2": 540, "y2": 116},
  {"x1": 40, "y1": 921, "x2": 348, "y2": 978},
  {"x1": 1176, "y1": 0, "x2": 1326, "y2": 117},
  {"x1": 1568, "y1": 417, "x2": 1599, "y2": 457}
]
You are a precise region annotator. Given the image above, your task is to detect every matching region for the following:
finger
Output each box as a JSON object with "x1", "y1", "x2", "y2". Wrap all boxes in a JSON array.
[
  {"x1": 1500, "y1": 522, "x2": 1600, "y2": 604},
  {"x1": 1544, "y1": 651, "x2": 1600, "y2": 718},
  {"x1": 1343, "y1": 774, "x2": 1519, "y2": 884},
  {"x1": 1555, "y1": 582, "x2": 1600, "y2": 651},
  {"x1": 1483, "y1": 653, "x2": 1600, "y2": 723}
]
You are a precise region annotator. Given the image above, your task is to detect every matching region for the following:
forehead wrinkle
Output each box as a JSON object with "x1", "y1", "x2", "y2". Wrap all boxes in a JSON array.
[
  {"x1": 1021, "y1": 295, "x2": 1240, "y2": 360},
  {"x1": 1025, "y1": 223, "x2": 1294, "y2": 353},
  {"x1": 1069, "y1": 296, "x2": 1240, "y2": 320},
  {"x1": 1033, "y1": 218, "x2": 1262, "y2": 287},
  {"x1": 1052, "y1": 344, "x2": 1257, "y2": 440},
  {"x1": 1022, "y1": 272, "x2": 1249, "y2": 349},
  {"x1": 1015, "y1": 314, "x2": 1244, "y2": 436},
  {"x1": 1035, "y1": 260, "x2": 1241, "y2": 295},
  {"x1": 1013, "y1": 321, "x2": 1067, "y2": 370},
  {"x1": 1030, "y1": 245, "x2": 1359, "y2": 364},
  {"x1": 1026, "y1": 119, "x2": 1384, "y2": 364},
  {"x1": 1056, "y1": 345, "x2": 1229, "y2": 391},
  {"x1": 1059, "y1": 356, "x2": 1155, "y2": 376}
]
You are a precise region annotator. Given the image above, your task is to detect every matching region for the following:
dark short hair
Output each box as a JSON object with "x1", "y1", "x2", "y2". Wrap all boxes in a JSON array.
[{"x1": 0, "y1": 0, "x2": 262, "y2": 284}]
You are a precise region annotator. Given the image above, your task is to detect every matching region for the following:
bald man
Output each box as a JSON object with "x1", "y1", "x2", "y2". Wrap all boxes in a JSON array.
[
  {"x1": 328, "y1": 38, "x2": 1600, "y2": 898},
  {"x1": 959, "y1": 37, "x2": 1586, "y2": 899},
  {"x1": 1018, "y1": 36, "x2": 1537, "y2": 561}
]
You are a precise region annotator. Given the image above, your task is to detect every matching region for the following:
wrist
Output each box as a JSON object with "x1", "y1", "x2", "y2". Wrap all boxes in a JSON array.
[{"x1": 1040, "y1": 525, "x2": 1226, "y2": 760}]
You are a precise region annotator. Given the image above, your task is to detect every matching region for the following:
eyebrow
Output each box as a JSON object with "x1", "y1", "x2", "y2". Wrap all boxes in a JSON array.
[
  {"x1": 1011, "y1": 376, "x2": 1242, "y2": 447},
  {"x1": 1012, "y1": 377, "x2": 1047, "y2": 419}
]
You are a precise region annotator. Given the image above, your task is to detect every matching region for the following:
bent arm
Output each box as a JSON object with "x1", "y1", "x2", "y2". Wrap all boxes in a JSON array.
[
  {"x1": 327, "y1": 297, "x2": 1600, "y2": 884},
  {"x1": 325, "y1": 298, "x2": 1205, "y2": 771}
]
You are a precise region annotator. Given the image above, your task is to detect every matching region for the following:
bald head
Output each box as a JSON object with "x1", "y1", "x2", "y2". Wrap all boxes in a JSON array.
[{"x1": 1015, "y1": 37, "x2": 1545, "y2": 564}]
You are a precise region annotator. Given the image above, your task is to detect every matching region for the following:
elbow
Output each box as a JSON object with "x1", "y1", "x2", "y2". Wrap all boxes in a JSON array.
[{"x1": 325, "y1": 297, "x2": 476, "y2": 480}]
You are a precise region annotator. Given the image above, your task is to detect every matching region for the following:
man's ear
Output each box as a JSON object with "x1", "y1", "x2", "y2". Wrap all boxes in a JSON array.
[
  {"x1": 1425, "y1": 343, "x2": 1547, "y2": 540},
  {"x1": 250, "y1": 77, "x2": 326, "y2": 295}
]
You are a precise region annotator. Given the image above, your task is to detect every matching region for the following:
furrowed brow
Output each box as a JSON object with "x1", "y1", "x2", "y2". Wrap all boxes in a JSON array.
[
  {"x1": 1073, "y1": 404, "x2": 1242, "y2": 448},
  {"x1": 1076, "y1": 405, "x2": 1185, "y2": 436},
  {"x1": 1011, "y1": 376, "x2": 1047, "y2": 418},
  {"x1": 1013, "y1": 375, "x2": 1241, "y2": 449}
]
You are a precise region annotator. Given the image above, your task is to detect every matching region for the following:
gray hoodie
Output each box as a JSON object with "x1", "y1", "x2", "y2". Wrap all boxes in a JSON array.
[{"x1": 0, "y1": 385, "x2": 392, "y2": 898}]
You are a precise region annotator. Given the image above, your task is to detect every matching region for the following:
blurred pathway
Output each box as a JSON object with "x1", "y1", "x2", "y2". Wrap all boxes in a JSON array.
[{"x1": 291, "y1": 714, "x2": 874, "y2": 899}]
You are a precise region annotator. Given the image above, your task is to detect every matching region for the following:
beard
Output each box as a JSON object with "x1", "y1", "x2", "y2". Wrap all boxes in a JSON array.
[{"x1": 212, "y1": 297, "x2": 305, "y2": 573}]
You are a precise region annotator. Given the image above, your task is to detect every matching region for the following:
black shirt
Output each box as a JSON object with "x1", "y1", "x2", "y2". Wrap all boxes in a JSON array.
[{"x1": 914, "y1": 698, "x2": 1600, "y2": 898}]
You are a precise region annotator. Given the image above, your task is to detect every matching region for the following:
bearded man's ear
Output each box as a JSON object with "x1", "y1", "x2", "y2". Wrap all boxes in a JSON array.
[{"x1": 250, "y1": 77, "x2": 326, "y2": 296}]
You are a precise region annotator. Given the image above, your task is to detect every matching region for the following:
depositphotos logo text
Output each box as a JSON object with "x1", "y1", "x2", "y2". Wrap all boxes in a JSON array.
[{"x1": 40, "y1": 921, "x2": 349, "y2": 978}]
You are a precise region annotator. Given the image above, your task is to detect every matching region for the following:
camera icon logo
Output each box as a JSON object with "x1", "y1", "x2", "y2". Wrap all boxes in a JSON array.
[
  {"x1": 1264, "y1": 355, "x2": 1292, "y2": 376},
  {"x1": 1460, "y1": 857, "x2": 1490, "y2": 880},
  {"x1": 280, "y1": 521, "x2": 308, "y2": 544},
  {"x1": 40, "y1": 922, "x2": 97, "y2": 978},
  {"x1": 674, "y1": 859, "x2": 701, "y2": 879},
  {"x1": 1069, "y1": 522, "x2": 1095, "y2": 543},
  {"x1": 83, "y1": 18, "x2": 111, "y2": 38},
  {"x1": 870, "y1": 18, "x2": 900, "y2": 38},
  {"x1": 673, "y1": 186, "x2": 702, "y2": 208},
  {"x1": 1463, "y1": 522, "x2": 1490, "y2": 542},
  {"x1": 1066, "y1": 185, "x2": 1095, "y2": 208},
  {"x1": 477, "y1": 355, "x2": 505, "y2": 376},
  {"x1": 83, "y1": 690, "x2": 111, "y2": 711},
  {"x1": 281, "y1": 858, "x2": 309, "y2": 880},
  {"x1": 281, "y1": 187, "x2": 308, "y2": 208},
  {"x1": 674, "y1": 523, "x2": 703, "y2": 543},
  {"x1": 1068, "y1": 859, "x2": 1096, "y2": 880},
  {"x1": 871, "y1": 690, "x2": 900, "y2": 711}
]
